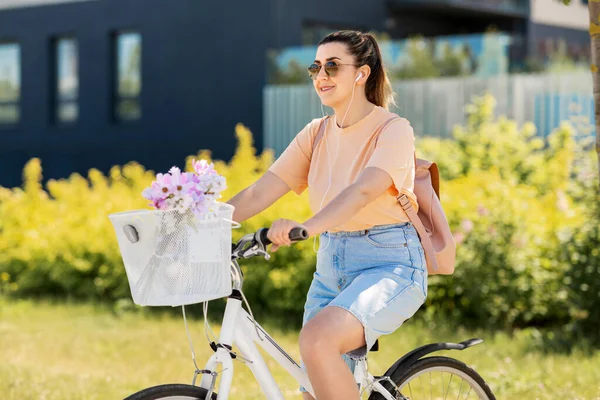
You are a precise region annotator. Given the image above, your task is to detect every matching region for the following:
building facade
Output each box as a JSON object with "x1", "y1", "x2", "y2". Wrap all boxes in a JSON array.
[{"x1": 0, "y1": 0, "x2": 590, "y2": 187}]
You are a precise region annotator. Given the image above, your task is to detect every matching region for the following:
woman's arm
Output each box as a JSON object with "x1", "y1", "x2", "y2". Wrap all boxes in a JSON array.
[
  {"x1": 301, "y1": 167, "x2": 393, "y2": 236},
  {"x1": 226, "y1": 171, "x2": 291, "y2": 223},
  {"x1": 266, "y1": 167, "x2": 393, "y2": 249},
  {"x1": 267, "y1": 118, "x2": 415, "y2": 249}
]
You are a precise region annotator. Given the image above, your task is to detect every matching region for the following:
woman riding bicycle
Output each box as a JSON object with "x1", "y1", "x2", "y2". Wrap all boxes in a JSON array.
[{"x1": 227, "y1": 30, "x2": 427, "y2": 400}]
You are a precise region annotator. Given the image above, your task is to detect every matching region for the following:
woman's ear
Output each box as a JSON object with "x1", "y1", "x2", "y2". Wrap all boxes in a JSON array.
[{"x1": 357, "y1": 65, "x2": 371, "y2": 83}]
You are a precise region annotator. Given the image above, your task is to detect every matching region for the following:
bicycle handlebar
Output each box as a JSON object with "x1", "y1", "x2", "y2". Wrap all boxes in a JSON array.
[
  {"x1": 231, "y1": 227, "x2": 310, "y2": 261},
  {"x1": 259, "y1": 227, "x2": 309, "y2": 245}
]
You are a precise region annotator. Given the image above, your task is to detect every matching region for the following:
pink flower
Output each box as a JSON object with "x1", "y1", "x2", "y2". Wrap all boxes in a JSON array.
[
  {"x1": 192, "y1": 159, "x2": 216, "y2": 176},
  {"x1": 142, "y1": 159, "x2": 226, "y2": 218},
  {"x1": 453, "y1": 232, "x2": 465, "y2": 245},
  {"x1": 461, "y1": 219, "x2": 474, "y2": 233},
  {"x1": 152, "y1": 172, "x2": 174, "y2": 196},
  {"x1": 153, "y1": 197, "x2": 167, "y2": 210},
  {"x1": 477, "y1": 205, "x2": 489, "y2": 217},
  {"x1": 556, "y1": 190, "x2": 569, "y2": 212},
  {"x1": 169, "y1": 168, "x2": 195, "y2": 195}
]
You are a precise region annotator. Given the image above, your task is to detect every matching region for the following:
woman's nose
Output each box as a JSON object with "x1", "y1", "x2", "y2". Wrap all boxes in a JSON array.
[{"x1": 317, "y1": 66, "x2": 329, "y2": 80}]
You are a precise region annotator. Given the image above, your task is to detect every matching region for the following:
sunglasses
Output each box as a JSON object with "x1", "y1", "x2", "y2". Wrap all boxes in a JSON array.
[{"x1": 307, "y1": 61, "x2": 359, "y2": 80}]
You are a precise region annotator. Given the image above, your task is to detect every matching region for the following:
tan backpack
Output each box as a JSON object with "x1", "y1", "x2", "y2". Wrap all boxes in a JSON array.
[{"x1": 312, "y1": 116, "x2": 456, "y2": 275}]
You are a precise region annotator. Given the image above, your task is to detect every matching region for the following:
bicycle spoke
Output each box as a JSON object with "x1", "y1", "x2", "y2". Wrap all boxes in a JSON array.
[
  {"x1": 464, "y1": 385, "x2": 473, "y2": 400},
  {"x1": 442, "y1": 372, "x2": 445, "y2": 399},
  {"x1": 445, "y1": 374, "x2": 453, "y2": 400},
  {"x1": 456, "y1": 377, "x2": 464, "y2": 400},
  {"x1": 395, "y1": 359, "x2": 492, "y2": 400},
  {"x1": 430, "y1": 371, "x2": 432, "y2": 400}
]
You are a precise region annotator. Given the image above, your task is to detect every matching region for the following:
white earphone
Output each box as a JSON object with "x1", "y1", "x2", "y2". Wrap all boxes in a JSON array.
[{"x1": 314, "y1": 70, "x2": 363, "y2": 253}]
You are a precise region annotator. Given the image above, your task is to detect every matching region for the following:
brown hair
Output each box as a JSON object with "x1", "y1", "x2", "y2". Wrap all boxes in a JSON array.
[{"x1": 319, "y1": 30, "x2": 396, "y2": 110}]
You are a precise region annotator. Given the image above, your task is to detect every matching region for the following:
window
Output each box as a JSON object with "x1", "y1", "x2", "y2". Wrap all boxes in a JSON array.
[
  {"x1": 54, "y1": 37, "x2": 79, "y2": 124},
  {"x1": 0, "y1": 42, "x2": 20, "y2": 126},
  {"x1": 114, "y1": 31, "x2": 141, "y2": 121}
]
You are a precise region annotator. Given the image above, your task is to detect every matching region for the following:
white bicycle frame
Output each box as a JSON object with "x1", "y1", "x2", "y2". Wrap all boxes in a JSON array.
[{"x1": 197, "y1": 263, "x2": 398, "y2": 400}]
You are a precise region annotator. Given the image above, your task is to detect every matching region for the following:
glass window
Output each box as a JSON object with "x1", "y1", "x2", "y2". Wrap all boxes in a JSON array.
[
  {"x1": 55, "y1": 37, "x2": 79, "y2": 123},
  {"x1": 114, "y1": 32, "x2": 141, "y2": 121},
  {"x1": 0, "y1": 43, "x2": 21, "y2": 125}
]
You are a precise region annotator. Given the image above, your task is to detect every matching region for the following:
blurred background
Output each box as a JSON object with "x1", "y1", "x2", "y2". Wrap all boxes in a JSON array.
[{"x1": 1, "y1": 0, "x2": 599, "y2": 399}]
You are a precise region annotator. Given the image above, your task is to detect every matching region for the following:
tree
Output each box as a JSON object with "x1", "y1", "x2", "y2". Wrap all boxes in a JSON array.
[{"x1": 563, "y1": 0, "x2": 600, "y2": 184}]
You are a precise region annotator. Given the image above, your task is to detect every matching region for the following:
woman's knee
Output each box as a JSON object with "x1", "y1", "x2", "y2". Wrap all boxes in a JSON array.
[
  {"x1": 299, "y1": 323, "x2": 323, "y2": 355},
  {"x1": 299, "y1": 320, "x2": 338, "y2": 358},
  {"x1": 300, "y1": 307, "x2": 367, "y2": 358}
]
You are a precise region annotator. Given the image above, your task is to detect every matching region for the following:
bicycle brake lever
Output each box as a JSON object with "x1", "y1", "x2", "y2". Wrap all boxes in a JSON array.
[
  {"x1": 254, "y1": 229, "x2": 271, "y2": 260},
  {"x1": 239, "y1": 244, "x2": 270, "y2": 260},
  {"x1": 258, "y1": 249, "x2": 270, "y2": 261}
]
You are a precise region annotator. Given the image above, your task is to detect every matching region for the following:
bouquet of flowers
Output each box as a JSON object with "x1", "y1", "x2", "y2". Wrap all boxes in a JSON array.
[
  {"x1": 142, "y1": 159, "x2": 227, "y2": 219},
  {"x1": 108, "y1": 159, "x2": 234, "y2": 307}
]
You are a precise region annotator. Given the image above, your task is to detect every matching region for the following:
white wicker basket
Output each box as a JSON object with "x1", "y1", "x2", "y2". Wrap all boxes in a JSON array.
[{"x1": 109, "y1": 203, "x2": 236, "y2": 306}]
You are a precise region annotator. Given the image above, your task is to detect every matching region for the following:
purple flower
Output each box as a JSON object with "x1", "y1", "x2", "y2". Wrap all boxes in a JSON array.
[{"x1": 142, "y1": 159, "x2": 227, "y2": 217}]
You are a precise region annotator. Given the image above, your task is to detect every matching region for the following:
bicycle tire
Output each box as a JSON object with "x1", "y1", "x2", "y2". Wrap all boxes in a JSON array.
[
  {"x1": 370, "y1": 356, "x2": 496, "y2": 400},
  {"x1": 124, "y1": 383, "x2": 217, "y2": 400}
]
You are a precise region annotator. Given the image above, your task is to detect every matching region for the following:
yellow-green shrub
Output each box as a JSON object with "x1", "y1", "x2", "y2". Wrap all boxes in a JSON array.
[
  {"x1": 0, "y1": 124, "x2": 317, "y2": 324},
  {"x1": 418, "y1": 94, "x2": 592, "y2": 331},
  {"x1": 0, "y1": 96, "x2": 597, "y2": 335}
]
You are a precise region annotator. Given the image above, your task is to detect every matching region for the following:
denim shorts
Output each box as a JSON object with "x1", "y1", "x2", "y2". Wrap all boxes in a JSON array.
[{"x1": 299, "y1": 222, "x2": 427, "y2": 392}]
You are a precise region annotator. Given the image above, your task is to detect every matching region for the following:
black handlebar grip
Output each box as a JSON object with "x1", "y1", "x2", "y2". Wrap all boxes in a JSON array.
[
  {"x1": 289, "y1": 227, "x2": 309, "y2": 241},
  {"x1": 259, "y1": 227, "x2": 309, "y2": 246}
]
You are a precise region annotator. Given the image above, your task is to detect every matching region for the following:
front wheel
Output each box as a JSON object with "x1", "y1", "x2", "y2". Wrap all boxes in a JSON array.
[
  {"x1": 371, "y1": 356, "x2": 496, "y2": 400},
  {"x1": 124, "y1": 384, "x2": 217, "y2": 400}
]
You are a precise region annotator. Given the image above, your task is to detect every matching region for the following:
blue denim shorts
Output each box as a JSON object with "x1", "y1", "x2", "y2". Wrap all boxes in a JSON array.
[{"x1": 299, "y1": 222, "x2": 427, "y2": 392}]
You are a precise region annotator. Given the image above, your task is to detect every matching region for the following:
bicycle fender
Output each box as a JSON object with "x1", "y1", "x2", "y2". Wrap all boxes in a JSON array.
[
  {"x1": 388, "y1": 338, "x2": 482, "y2": 378},
  {"x1": 369, "y1": 338, "x2": 483, "y2": 400}
]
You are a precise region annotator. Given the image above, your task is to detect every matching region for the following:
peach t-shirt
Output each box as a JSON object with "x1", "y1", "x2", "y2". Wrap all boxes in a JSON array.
[{"x1": 268, "y1": 106, "x2": 416, "y2": 232}]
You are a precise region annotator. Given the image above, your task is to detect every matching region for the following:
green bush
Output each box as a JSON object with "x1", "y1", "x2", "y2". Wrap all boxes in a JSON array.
[
  {"x1": 0, "y1": 96, "x2": 598, "y2": 340},
  {"x1": 559, "y1": 179, "x2": 600, "y2": 347},
  {"x1": 419, "y1": 94, "x2": 592, "y2": 332},
  {"x1": 0, "y1": 124, "x2": 317, "y2": 326}
]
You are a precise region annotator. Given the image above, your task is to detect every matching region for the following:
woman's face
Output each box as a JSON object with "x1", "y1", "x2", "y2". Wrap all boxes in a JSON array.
[{"x1": 311, "y1": 42, "x2": 360, "y2": 109}]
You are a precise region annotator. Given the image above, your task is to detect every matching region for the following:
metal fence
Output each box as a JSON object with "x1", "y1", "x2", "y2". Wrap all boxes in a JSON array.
[{"x1": 263, "y1": 71, "x2": 594, "y2": 156}]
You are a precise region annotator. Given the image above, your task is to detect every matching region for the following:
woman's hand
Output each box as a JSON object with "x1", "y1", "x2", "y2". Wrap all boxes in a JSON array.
[{"x1": 266, "y1": 219, "x2": 308, "y2": 252}]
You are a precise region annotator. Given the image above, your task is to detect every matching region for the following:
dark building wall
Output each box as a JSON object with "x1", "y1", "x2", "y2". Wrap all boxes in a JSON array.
[
  {"x1": 0, "y1": 0, "x2": 589, "y2": 188},
  {"x1": 387, "y1": 10, "x2": 526, "y2": 38},
  {"x1": 0, "y1": 0, "x2": 275, "y2": 188},
  {"x1": 0, "y1": 0, "x2": 390, "y2": 187},
  {"x1": 527, "y1": 21, "x2": 591, "y2": 60},
  {"x1": 267, "y1": 0, "x2": 387, "y2": 48}
]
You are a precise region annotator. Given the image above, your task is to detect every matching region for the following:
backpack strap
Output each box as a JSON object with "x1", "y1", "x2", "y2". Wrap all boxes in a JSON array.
[
  {"x1": 374, "y1": 116, "x2": 402, "y2": 144},
  {"x1": 312, "y1": 116, "x2": 330, "y2": 154},
  {"x1": 398, "y1": 193, "x2": 440, "y2": 273}
]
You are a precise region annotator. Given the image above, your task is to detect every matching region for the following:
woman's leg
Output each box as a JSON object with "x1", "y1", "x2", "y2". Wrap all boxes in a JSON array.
[{"x1": 299, "y1": 306, "x2": 366, "y2": 400}]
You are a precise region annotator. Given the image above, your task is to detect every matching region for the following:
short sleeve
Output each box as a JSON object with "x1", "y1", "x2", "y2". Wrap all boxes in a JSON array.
[
  {"x1": 366, "y1": 118, "x2": 415, "y2": 196},
  {"x1": 268, "y1": 119, "x2": 319, "y2": 195}
]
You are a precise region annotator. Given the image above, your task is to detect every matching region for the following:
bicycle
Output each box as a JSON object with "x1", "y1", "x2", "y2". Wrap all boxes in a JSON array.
[{"x1": 124, "y1": 227, "x2": 496, "y2": 400}]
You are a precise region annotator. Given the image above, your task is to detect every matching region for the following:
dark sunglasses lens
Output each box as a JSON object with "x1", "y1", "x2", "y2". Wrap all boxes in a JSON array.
[
  {"x1": 324, "y1": 62, "x2": 339, "y2": 77},
  {"x1": 308, "y1": 64, "x2": 320, "y2": 79}
]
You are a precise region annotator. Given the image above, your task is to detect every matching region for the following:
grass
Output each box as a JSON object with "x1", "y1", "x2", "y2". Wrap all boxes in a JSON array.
[{"x1": 1, "y1": 298, "x2": 600, "y2": 399}]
